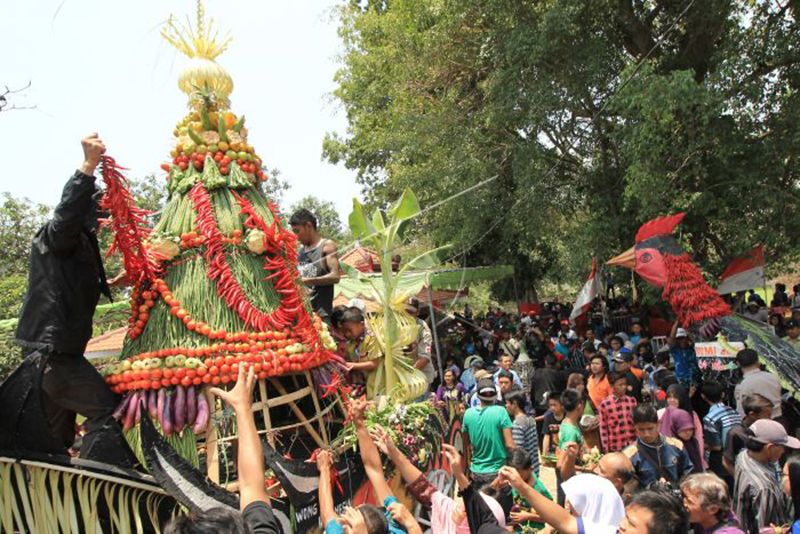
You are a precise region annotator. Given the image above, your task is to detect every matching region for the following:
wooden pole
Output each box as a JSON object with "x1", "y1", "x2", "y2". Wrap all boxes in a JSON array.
[
  {"x1": 306, "y1": 371, "x2": 329, "y2": 444},
  {"x1": 269, "y1": 378, "x2": 326, "y2": 449},
  {"x1": 426, "y1": 286, "x2": 443, "y2": 378}
]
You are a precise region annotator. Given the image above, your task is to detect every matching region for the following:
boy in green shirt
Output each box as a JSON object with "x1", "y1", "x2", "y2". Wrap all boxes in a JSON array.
[
  {"x1": 508, "y1": 448, "x2": 553, "y2": 533},
  {"x1": 463, "y1": 377, "x2": 515, "y2": 513},
  {"x1": 556, "y1": 388, "x2": 585, "y2": 505}
]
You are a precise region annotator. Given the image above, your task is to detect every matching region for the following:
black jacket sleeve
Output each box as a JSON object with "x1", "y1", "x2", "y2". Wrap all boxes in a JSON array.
[
  {"x1": 460, "y1": 482, "x2": 507, "y2": 534},
  {"x1": 43, "y1": 170, "x2": 97, "y2": 253}
]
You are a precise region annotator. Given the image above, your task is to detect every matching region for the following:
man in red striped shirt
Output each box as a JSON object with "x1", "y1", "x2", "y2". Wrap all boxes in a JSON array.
[{"x1": 598, "y1": 371, "x2": 638, "y2": 453}]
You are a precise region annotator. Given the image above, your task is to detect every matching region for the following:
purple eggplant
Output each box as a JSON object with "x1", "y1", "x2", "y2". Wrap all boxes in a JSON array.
[
  {"x1": 123, "y1": 391, "x2": 139, "y2": 432},
  {"x1": 112, "y1": 395, "x2": 132, "y2": 420},
  {"x1": 174, "y1": 385, "x2": 186, "y2": 433},
  {"x1": 192, "y1": 389, "x2": 209, "y2": 434},
  {"x1": 157, "y1": 389, "x2": 166, "y2": 429},
  {"x1": 148, "y1": 390, "x2": 158, "y2": 419},
  {"x1": 186, "y1": 386, "x2": 197, "y2": 428},
  {"x1": 162, "y1": 392, "x2": 174, "y2": 436}
]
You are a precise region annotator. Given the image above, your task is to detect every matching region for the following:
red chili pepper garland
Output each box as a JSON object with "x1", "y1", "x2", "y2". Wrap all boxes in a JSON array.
[{"x1": 98, "y1": 156, "x2": 159, "y2": 287}]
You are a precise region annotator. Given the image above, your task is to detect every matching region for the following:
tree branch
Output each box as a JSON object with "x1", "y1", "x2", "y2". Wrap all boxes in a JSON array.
[{"x1": 0, "y1": 81, "x2": 36, "y2": 113}]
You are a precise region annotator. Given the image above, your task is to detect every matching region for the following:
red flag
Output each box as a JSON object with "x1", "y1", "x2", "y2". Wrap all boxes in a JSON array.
[
  {"x1": 717, "y1": 245, "x2": 765, "y2": 295},
  {"x1": 570, "y1": 258, "x2": 599, "y2": 321}
]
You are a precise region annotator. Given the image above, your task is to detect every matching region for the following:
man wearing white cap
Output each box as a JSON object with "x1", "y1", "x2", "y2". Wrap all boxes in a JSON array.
[
  {"x1": 733, "y1": 419, "x2": 800, "y2": 532},
  {"x1": 668, "y1": 320, "x2": 700, "y2": 393}
]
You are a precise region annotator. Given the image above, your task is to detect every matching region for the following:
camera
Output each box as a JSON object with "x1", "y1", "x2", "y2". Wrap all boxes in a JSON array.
[{"x1": 646, "y1": 480, "x2": 683, "y2": 500}]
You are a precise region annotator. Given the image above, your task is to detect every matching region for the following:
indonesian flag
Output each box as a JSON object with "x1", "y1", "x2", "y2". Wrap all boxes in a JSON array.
[
  {"x1": 716, "y1": 245, "x2": 765, "y2": 295},
  {"x1": 570, "y1": 258, "x2": 600, "y2": 321}
]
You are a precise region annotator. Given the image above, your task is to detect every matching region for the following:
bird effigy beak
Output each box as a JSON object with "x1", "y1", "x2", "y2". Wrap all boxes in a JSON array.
[{"x1": 606, "y1": 246, "x2": 636, "y2": 269}]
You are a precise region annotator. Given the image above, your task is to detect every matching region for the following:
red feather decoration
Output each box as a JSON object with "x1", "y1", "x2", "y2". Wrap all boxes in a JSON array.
[
  {"x1": 98, "y1": 156, "x2": 158, "y2": 287},
  {"x1": 661, "y1": 253, "x2": 731, "y2": 328},
  {"x1": 635, "y1": 212, "x2": 686, "y2": 243}
]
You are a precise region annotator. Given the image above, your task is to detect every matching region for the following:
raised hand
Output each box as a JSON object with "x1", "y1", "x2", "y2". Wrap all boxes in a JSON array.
[
  {"x1": 368, "y1": 424, "x2": 394, "y2": 455},
  {"x1": 209, "y1": 364, "x2": 256, "y2": 413},
  {"x1": 80, "y1": 133, "x2": 106, "y2": 175},
  {"x1": 316, "y1": 449, "x2": 333, "y2": 471}
]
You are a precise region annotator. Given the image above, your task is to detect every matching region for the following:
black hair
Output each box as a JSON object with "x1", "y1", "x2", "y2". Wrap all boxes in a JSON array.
[
  {"x1": 589, "y1": 353, "x2": 609, "y2": 372},
  {"x1": 358, "y1": 504, "x2": 389, "y2": 534},
  {"x1": 560, "y1": 388, "x2": 583, "y2": 413},
  {"x1": 610, "y1": 335, "x2": 624, "y2": 346},
  {"x1": 546, "y1": 391, "x2": 563, "y2": 404},
  {"x1": 629, "y1": 490, "x2": 689, "y2": 534},
  {"x1": 656, "y1": 373, "x2": 677, "y2": 391},
  {"x1": 505, "y1": 390, "x2": 528, "y2": 411},
  {"x1": 655, "y1": 351, "x2": 670, "y2": 366},
  {"x1": 288, "y1": 208, "x2": 317, "y2": 229},
  {"x1": 666, "y1": 384, "x2": 694, "y2": 414},
  {"x1": 736, "y1": 348, "x2": 759, "y2": 368},
  {"x1": 633, "y1": 403, "x2": 658, "y2": 424},
  {"x1": 164, "y1": 508, "x2": 247, "y2": 534},
  {"x1": 608, "y1": 370, "x2": 627, "y2": 386},
  {"x1": 330, "y1": 304, "x2": 349, "y2": 330},
  {"x1": 741, "y1": 393, "x2": 773, "y2": 416},
  {"x1": 787, "y1": 456, "x2": 800, "y2": 522},
  {"x1": 497, "y1": 369, "x2": 513, "y2": 381},
  {"x1": 508, "y1": 447, "x2": 533, "y2": 470},
  {"x1": 340, "y1": 307, "x2": 364, "y2": 325},
  {"x1": 701, "y1": 381, "x2": 724, "y2": 404}
]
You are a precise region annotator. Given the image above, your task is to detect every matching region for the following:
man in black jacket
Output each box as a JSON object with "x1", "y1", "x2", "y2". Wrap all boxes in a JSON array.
[{"x1": 0, "y1": 133, "x2": 136, "y2": 467}]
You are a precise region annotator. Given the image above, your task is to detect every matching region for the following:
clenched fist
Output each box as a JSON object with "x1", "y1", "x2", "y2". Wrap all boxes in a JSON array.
[{"x1": 79, "y1": 133, "x2": 106, "y2": 176}]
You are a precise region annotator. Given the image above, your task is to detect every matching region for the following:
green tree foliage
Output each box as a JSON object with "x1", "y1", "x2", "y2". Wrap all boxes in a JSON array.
[
  {"x1": 325, "y1": 0, "x2": 800, "y2": 293},
  {"x1": 289, "y1": 195, "x2": 347, "y2": 242},
  {"x1": 0, "y1": 193, "x2": 50, "y2": 278}
]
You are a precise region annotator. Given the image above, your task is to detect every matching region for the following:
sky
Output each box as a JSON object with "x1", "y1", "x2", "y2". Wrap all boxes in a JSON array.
[{"x1": 0, "y1": 0, "x2": 361, "y2": 220}]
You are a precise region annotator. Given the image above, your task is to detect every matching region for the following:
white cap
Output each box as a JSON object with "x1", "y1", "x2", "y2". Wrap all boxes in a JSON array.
[
  {"x1": 676, "y1": 328, "x2": 688, "y2": 338},
  {"x1": 347, "y1": 298, "x2": 366, "y2": 313}
]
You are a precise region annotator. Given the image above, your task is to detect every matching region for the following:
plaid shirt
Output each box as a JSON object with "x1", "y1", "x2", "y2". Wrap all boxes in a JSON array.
[{"x1": 598, "y1": 394, "x2": 638, "y2": 452}]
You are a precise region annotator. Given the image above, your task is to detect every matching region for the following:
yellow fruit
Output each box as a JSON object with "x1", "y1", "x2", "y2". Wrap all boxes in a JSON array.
[{"x1": 218, "y1": 141, "x2": 229, "y2": 152}]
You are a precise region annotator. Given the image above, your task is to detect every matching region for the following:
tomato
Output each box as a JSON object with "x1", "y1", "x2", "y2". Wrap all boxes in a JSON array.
[
  {"x1": 170, "y1": 377, "x2": 180, "y2": 386},
  {"x1": 253, "y1": 363, "x2": 262, "y2": 373},
  {"x1": 161, "y1": 378, "x2": 171, "y2": 387},
  {"x1": 202, "y1": 374, "x2": 212, "y2": 384},
  {"x1": 163, "y1": 368, "x2": 174, "y2": 379},
  {"x1": 197, "y1": 367, "x2": 207, "y2": 377},
  {"x1": 200, "y1": 325, "x2": 212, "y2": 337},
  {"x1": 151, "y1": 381, "x2": 161, "y2": 390},
  {"x1": 182, "y1": 314, "x2": 192, "y2": 324},
  {"x1": 220, "y1": 165, "x2": 229, "y2": 175},
  {"x1": 231, "y1": 364, "x2": 239, "y2": 375},
  {"x1": 224, "y1": 355, "x2": 235, "y2": 366},
  {"x1": 220, "y1": 364, "x2": 231, "y2": 375},
  {"x1": 180, "y1": 376, "x2": 192, "y2": 387},
  {"x1": 221, "y1": 375, "x2": 231, "y2": 384},
  {"x1": 214, "y1": 356, "x2": 225, "y2": 367},
  {"x1": 176, "y1": 309, "x2": 187, "y2": 319},
  {"x1": 150, "y1": 369, "x2": 162, "y2": 379},
  {"x1": 209, "y1": 366, "x2": 219, "y2": 376},
  {"x1": 258, "y1": 371, "x2": 268, "y2": 380},
  {"x1": 225, "y1": 333, "x2": 235, "y2": 343},
  {"x1": 192, "y1": 377, "x2": 202, "y2": 386},
  {"x1": 175, "y1": 368, "x2": 187, "y2": 379}
]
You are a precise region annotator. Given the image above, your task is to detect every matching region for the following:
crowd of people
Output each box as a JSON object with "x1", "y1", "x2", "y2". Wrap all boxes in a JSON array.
[
  {"x1": 354, "y1": 300, "x2": 800, "y2": 534},
  {"x1": 175, "y1": 301, "x2": 800, "y2": 534}
]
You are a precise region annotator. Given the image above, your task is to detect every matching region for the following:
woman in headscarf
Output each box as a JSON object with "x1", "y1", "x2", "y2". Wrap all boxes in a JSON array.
[
  {"x1": 561, "y1": 473, "x2": 626, "y2": 526},
  {"x1": 659, "y1": 407, "x2": 704, "y2": 473},
  {"x1": 659, "y1": 384, "x2": 706, "y2": 467}
]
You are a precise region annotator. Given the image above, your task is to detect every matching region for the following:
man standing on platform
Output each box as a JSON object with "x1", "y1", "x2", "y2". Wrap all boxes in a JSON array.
[
  {"x1": 0, "y1": 134, "x2": 137, "y2": 468},
  {"x1": 290, "y1": 208, "x2": 340, "y2": 317}
]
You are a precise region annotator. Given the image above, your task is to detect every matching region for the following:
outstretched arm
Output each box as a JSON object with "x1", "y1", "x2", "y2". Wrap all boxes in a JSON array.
[
  {"x1": 315, "y1": 450, "x2": 336, "y2": 526},
  {"x1": 498, "y1": 466, "x2": 578, "y2": 534},
  {"x1": 370, "y1": 424, "x2": 423, "y2": 485},
  {"x1": 352, "y1": 399, "x2": 394, "y2": 503},
  {"x1": 46, "y1": 134, "x2": 106, "y2": 252},
  {"x1": 210, "y1": 365, "x2": 269, "y2": 510}
]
